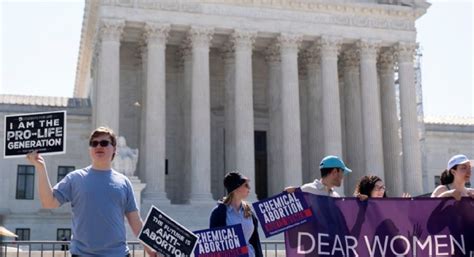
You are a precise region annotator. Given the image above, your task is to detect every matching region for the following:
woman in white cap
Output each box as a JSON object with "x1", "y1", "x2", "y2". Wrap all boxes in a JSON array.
[
  {"x1": 431, "y1": 154, "x2": 473, "y2": 199},
  {"x1": 209, "y1": 171, "x2": 263, "y2": 257}
]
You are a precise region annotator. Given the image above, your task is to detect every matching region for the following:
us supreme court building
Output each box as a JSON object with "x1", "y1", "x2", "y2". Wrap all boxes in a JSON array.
[
  {"x1": 1, "y1": 0, "x2": 473, "y2": 240},
  {"x1": 77, "y1": 0, "x2": 429, "y2": 201}
]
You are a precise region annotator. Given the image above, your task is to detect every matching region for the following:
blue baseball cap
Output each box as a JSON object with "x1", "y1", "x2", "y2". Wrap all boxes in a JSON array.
[
  {"x1": 319, "y1": 155, "x2": 352, "y2": 175},
  {"x1": 447, "y1": 154, "x2": 472, "y2": 171}
]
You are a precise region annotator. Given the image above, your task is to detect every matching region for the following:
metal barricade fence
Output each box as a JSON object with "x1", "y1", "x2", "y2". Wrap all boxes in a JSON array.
[
  {"x1": 260, "y1": 240, "x2": 286, "y2": 257},
  {"x1": 0, "y1": 240, "x2": 285, "y2": 257}
]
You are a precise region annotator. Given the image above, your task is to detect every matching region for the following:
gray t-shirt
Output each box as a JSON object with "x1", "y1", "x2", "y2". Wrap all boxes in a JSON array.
[{"x1": 53, "y1": 166, "x2": 138, "y2": 257}]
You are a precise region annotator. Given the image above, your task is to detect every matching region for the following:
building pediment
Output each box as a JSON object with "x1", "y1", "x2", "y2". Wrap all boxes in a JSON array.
[{"x1": 101, "y1": 0, "x2": 430, "y2": 19}]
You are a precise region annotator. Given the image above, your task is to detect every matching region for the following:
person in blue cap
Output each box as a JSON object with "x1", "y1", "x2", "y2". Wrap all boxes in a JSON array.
[
  {"x1": 431, "y1": 154, "x2": 473, "y2": 200},
  {"x1": 284, "y1": 156, "x2": 364, "y2": 257},
  {"x1": 285, "y1": 155, "x2": 352, "y2": 197},
  {"x1": 299, "y1": 155, "x2": 352, "y2": 197}
]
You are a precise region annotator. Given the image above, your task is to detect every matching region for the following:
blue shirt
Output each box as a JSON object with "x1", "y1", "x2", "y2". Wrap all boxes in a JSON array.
[
  {"x1": 226, "y1": 205, "x2": 255, "y2": 257},
  {"x1": 53, "y1": 166, "x2": 138, "y2": 257}
]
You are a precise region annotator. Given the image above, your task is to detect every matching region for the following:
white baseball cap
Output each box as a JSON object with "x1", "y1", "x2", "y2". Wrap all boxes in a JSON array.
[{"x1": 447, "y1": 154, "x2": 473, "y2": 171}]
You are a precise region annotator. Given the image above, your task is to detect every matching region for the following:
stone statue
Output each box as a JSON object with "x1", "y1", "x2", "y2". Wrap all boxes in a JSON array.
[{"x1": 112, "y1": 136, "x2": 138, "y2": 177}]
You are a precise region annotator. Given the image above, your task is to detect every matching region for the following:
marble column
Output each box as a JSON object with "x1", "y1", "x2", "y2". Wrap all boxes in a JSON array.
[
  {"x1": 265, "y1": 45, "x2": 284, "y2": 195},
  {"x1": 396, "y1": 42, "x2": 423, "y2": 195},
  {"x1": 378, "y1": 49, "x2": 403, "y2": 196},
  {"x1": 96, "y1": 19, "x2": 124, "y2": 133},
  {"x1": 188, "y1": 27, "x2": 214, "y2": 202},
  {"x1": 341, "y1": 49, "x2": 365, "y2": 190},
  {"x1": 138, "y1": 44, "x2": 147, "y2": 184},
  {"x1": 223, "y1": 44, "x2": 237, "y2": 173},
  {"x1": 232, "y1": 31, "x2": 258, "y2": 198},
  {"x1": 277, "y1": 34, "x2": 303, "y2": 187},
  {"x1": 303, "y1": 46, "x2": 325, "y2": 177},
  {"x1": 141, "y1": 22, "x2": 170, "y2": 202},
  {"x1": 357, "y1": 39, "x2": 385, "y2": 179},
  {"x1": 179, "y1": 41, "x2": 193, "y2": 203},
  {"x1": 318, "y1": 36, "x2": 343, "y2": 157},
  {"x1": 298, "y1": 53, "x2": 310, "y2": 183}
]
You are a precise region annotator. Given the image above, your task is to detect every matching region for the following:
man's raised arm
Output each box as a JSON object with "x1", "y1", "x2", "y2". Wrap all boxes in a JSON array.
[{"x1": 26, "y1": 151, "x2": 60, "y2": 209}]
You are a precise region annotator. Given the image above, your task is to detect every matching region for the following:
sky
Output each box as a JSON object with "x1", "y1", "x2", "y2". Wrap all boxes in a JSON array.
[{"x1": 0, "y1": 0, "x2": 473, "y2": 117}]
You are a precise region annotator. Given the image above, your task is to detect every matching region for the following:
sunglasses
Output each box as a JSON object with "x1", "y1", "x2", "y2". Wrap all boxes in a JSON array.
[{"x1": 89, "y1": 140, "x2": 111, "y2": 147}]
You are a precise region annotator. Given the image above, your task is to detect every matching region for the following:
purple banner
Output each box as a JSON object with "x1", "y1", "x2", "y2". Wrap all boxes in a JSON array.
[
  {"x1": 253, "y1": 191, "x2": 313, "y2": 237},
  {"x1": 194, "y1": 224, "x2": 248, "y2": 257},
  {"x1": 285, "y1": 193, "x2": 474, "y2": 257}
]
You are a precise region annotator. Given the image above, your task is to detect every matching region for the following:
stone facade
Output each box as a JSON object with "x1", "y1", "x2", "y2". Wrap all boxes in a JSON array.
[
  {"x1": 81, "y1": 0, "x2": 431, "y2": 202},
  {"x1": 4, "y1": 0, "x2": 472, "y2": 242},
  {"x1": 0, "y1": 98, "x2": 92, "y2": 241},
  {"x1": 423, "y1": 117, "x2": 474, "y2": 191}
]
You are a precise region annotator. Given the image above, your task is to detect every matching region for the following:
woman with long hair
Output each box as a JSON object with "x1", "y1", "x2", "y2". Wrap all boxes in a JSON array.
[
  {"x1": 431, "y1": 154, "x2": 473, "y2": 199},
  {"x1": 209, "y1": 171, "x2": 263, "y2": 257}
]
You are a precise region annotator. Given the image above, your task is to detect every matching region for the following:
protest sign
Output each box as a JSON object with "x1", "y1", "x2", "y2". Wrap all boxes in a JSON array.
[
  {"x1": 252, "y1": 191, "x2": 313, "y2": 237},
  {"x1": 4, "y1": 111, "x2": 66, "y2": 158},
  {"x1": 194, "y1": 224, "x2": 249, "y2": 257},
  {"x1": 285, "y1": 194, "x2": 474, "y2": 257},
  {"x1": 139, "y1": 206, "x2": 198, "y2": 257}
]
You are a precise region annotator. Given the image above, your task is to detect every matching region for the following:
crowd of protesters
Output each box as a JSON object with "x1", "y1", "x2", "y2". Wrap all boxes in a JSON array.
[{"x1": 26, "y1": 126, "x2": 472, "y2": 257}]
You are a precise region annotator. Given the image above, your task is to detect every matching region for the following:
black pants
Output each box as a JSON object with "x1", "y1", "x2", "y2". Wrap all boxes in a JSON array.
[{"x1": 72, "y1": 254, "x2": 130, "y2": 257}]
